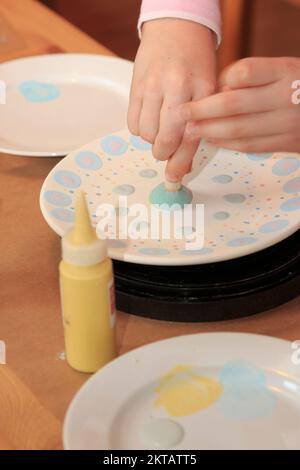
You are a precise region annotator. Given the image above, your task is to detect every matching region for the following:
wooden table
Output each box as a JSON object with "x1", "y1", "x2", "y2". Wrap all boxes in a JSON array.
[{"x1": 0, "y1": 0, "x2": 299, "y2": 450}]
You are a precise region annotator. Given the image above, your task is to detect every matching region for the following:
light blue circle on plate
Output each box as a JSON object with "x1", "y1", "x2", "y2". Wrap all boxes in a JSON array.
[
  {"x1": 51, "y1": 208, "x2": 75, "y2": 223},
  {"x1": 259, "y1": 219, "x2": 289, "y2": 233},
  {"x1": 214, "y1": 211, "x2": 230, "y2": 220},
  {"x1": 53, "y1": 170, "x2": 81, "y2": 189},
  {"x1": 139, "y1": 169, "x2": 158, "y2": 178},
  {"x1": 217, "y1": 361, "x2": 276, "y2": 421},
  {"x1": 227, "y1": 236, "x2": 257, "y2": 247},
  {"x1": 74, "y1": 151, "x2": 102, "y2": 170},
  {"x1": 223, "y1": 193, "x2": 246, "y2": 204},
  {"x1": 100, "y1": 135, "x2": 128, "y2": 156},
  {"x1": 212, "y1": 174, "x2": 233, "y2": 184},
  {"x1": 283, "y1": 177, "x2": 300, "y2": 194},
  {"x1": 272, "y1": 157, "x2": 300, "y2": 176},
  {"x1": 219, "y1": 361, "x2": 265, "y2": 387},
  {"x1": 280, "y1": 197, "x2": 300, "y2": 212},
  {"x1": 247, "y1": 153, "x2": 272, "y2": 161},
  {"x1": 180, "y1": 247, "x2": 213, "y2": 256},
  {"x1": 113, "y1": 184, "x2": 135, "y2": 196},
  {"x1": 139, "y1": 247, "x2": 170, "y2": 256},
  {"x1": 44, "y1": 190, "x2": 72, "y2": 207},
  {"x1": 107, "y1": 239, "x2": 127, "y2": 249},
  {"x1": 130, "y1": 135, "x2": 152, "y2": 151},
  {"x1": 19, "y1": 80, "x2": 60, "y2": 103}
]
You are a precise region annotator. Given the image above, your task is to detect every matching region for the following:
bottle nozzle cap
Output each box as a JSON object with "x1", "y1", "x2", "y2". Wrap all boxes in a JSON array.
[{"x1": 62, "y1": 191, "x2": 107, "y2": 266}]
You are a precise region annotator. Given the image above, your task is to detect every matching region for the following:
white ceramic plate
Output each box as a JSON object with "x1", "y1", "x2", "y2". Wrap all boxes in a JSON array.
[
  {"x1": 40, "y1": 128, "x2": 300, "y2": 266},
  {"x1": 0, "y1": 54, "x2": 132, "y2": 156},
  {"x1": 63, "y1": 332, "x2": 300, "y2": 450}
]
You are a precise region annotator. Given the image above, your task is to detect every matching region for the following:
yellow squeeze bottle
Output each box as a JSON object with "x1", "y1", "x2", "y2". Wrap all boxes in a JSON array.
[{"x1": 59, "y1": 192, "x2": 116, "y2": 373}]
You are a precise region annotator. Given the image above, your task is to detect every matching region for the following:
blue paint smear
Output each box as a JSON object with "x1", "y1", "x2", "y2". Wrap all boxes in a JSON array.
[
  {"x1": 217, "y1": 361, "x2": 276, "y2": 421},
  {"x1": 19, "y1": 80, "x2": 60, "y2": 103}
]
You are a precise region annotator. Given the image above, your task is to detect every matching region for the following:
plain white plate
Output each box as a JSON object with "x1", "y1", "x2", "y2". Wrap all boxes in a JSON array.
[
  {"x1": 0, "y1": 54, "x2": 133, "y2": 156},
  {"x1": 63, "y1": 332, "x2": 300, "y2": 450},
  {"x1": 40, "y1": 128, "x2": 300, "y2": 266}
]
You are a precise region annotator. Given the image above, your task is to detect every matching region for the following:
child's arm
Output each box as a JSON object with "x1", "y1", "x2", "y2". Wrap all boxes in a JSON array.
[
  {"x1": 128, "y1": 1, "x2": 221, "y2": 182},
  {"x1": 180, "y1": 57, "x2": 300, "y2": 153},
  {"x1": 138, "y1": 0, "x2": 221, "y2": 45}
]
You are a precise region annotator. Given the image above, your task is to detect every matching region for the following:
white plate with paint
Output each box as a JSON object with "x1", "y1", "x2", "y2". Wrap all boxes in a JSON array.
[
  {"x1": 63, "y1": 332, "x2": 300, "y2": 450},
  {"x1": 40, "y1": 128, "x2": 300, "y2": 266},
  {"x1": 0, "y1": 54, "x2": 133, "y2": 156}
]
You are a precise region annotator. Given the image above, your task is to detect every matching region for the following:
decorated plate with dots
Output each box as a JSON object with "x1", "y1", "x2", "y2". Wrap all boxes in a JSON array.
[
  {"x1": 40, "y1": 128, "x2": 300, "y2": 266},
  {"x1": 0, "y1": 54, "x2": 132, "y2": 156}
]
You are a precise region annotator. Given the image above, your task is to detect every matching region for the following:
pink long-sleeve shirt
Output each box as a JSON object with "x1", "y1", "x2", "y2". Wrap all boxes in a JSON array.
[{"x1": 138, "y1": 0, "x2": 221, "y2": 45}]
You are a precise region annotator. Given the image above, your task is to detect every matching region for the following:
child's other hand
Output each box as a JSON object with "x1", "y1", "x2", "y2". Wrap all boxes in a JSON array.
[
  {"x1": 181, "y1": 57, "x2": 300, "y2": 153},
  {"x1": 128, "y1": 19, "x2": 216, "y2": 181}
]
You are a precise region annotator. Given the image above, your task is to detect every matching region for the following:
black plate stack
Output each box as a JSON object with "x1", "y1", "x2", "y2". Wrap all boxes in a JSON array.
[{"x1": 114, "y1": 230, "x2": 300, "y2": 322}]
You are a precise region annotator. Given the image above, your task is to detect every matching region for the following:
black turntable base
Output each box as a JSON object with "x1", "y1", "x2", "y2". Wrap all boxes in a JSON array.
[{"x1": 113, "y1": 230, "x2": 300, "y2": 323}]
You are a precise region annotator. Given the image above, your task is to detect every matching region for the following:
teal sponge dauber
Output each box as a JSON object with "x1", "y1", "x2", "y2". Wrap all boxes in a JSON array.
[{"x1": 149, "y1": 182, "x2": 193, "y2": 210}]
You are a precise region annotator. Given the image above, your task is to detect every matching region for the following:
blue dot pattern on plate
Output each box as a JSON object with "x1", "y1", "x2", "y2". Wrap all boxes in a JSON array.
[
  {"x1": 227, "y1": 236, "x2": 257, "y2": 248},
  {"x1": 75, "y1": 151, "x2": 102, "y2": 170},
  {"x1": 51, "y1": 208, "x2": 75, "y2": 223},
  {"x1": 223, "y1": 194, "x2": 246, "y2": 204},
  {"x1": 283, "y1": 177, "x2": 300, "y2": 194},
  {"x1": 247, "y1": 153, "x2": 272, "y2": 161},
  {"x1": 217, "y1": 361, "x2": 276, "y2": 421},
  {"x1": 214, "y1": 211, "x2": 230, "y2": 220},
  {"x1": 212, "y1": 174, "x2": 233, "y2": 184},
  {"x1": 272, "y1": 158, "x2": 300, "y2": 176},
  {"x1": 100, "y1": 135, "x2": 128, "y2": 156},
  {"x1": 107, "y1": 239, "x2": 127, "y2": 249},
  {"x1": 130, "y1": 135, "x2": 152, "y2": 151},
  {"x1": 139, "y1": 169, "x2": 158, "y2": 178},
  {"x1": 259, "y1": 219, "x2": 289, "y2": 233},
  {"x1": 280, "y1": 197, "x2": 300, "y2": 212},
  {"x1": 180, "y1": 247, "x2": 213, "y2": 256},
  {"x1": 19, "y1": 80, "x2": 60, "y2": 103},
  {"x1": 44, "y1": 190, "x2": 72, "y2": 207},
  {"x1": 53, "y1": 170, "x2": 81, "y2": 189},
  {"x1": 113, "y1": 184, "x2": 135, "y2": 196},
  {"x1": 139, "y1": 247, "x2": 170, "y2": 256}
]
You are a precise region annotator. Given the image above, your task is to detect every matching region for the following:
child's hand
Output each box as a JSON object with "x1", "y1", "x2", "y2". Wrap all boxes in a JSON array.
[
  {"x1": 181, "y1": 57, "x2": 300, "y2": 153},
  {"x1": 128, "y1": 18, "x2": 217, "y2": 181}
]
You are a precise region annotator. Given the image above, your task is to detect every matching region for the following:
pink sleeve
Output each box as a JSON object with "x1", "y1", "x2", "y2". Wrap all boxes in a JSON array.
[{"x1": 138, "y1": 0, "x2": 221, "y2": 46}]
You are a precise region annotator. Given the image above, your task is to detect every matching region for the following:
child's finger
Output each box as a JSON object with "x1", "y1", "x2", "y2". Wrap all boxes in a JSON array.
[
  {"x1": 206, "y1": 133, "x2": 294, "y2": 153},
  {"x1": 220, "y1": 57, "x2": 286, "y2": 89},
  {"x1": 165, "y1": 134, "x2": 200, "y2": 182},
  {"x1": 179, "y1": 85, "x2": 277, "y2": 122},
  {"x1": 138, "y1": 94, "x2": 163, "y2": 143},
  {"x1": 185, "y1": 110, "x2": 291, "y2": 140},
  {"x1": 152, "y1": 96, "x2": 189, "y2": 161},
  {"x1": 127, "y1": 94, "x2": 143, "y2": 136}
]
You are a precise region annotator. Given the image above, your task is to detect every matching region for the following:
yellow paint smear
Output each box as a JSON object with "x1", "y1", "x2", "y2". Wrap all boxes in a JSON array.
[{"x1": 155, "y1": 365, "x2": 223, "y2": 417}]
